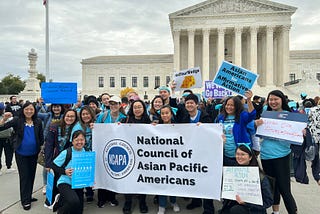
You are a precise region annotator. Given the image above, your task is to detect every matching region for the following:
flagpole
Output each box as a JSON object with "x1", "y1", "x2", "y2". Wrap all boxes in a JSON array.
[{"x1": 45, "y1": 0, "x2": 50, "y2": 82}]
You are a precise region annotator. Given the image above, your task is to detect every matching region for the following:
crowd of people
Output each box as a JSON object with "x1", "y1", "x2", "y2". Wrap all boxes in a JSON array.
[{"x1": 0, "y1": 85, "x2": 320, "y2": 214}]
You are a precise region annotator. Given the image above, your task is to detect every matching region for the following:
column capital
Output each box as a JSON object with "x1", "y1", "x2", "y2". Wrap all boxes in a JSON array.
[
  {"x1": 173, "y1": 30, "x2": 181, "y2": 36},
  {"x1": 282, "y1": 24, "x2": 291, "y2": 32},
  {"x1": 217, "y1": 27, "x2": 226, "y2": 35},
  {"x1": 250, "y1": 26, "x2": 259, "y2": 34},
  {"x1": 266, "y1": 25, "x2": 275, "y2": 33},
  {"x1": 202, "y1": 28, "x2": 211, "y2": 36},
  {"x1": 234, "y1": 26, "x2": 243, "y2": 34},
  {"x1": 187, "y1": 29, "x2": 195, "y2": 35}
]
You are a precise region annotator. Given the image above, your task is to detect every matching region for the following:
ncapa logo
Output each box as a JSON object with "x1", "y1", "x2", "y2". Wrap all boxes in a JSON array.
[{"x1": 103, "y1": 139, "x2": 135, "y2": 179}]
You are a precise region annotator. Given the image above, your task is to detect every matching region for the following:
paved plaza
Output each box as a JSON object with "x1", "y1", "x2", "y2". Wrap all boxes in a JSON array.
[{"x1": 0, "y1": 160, "x2": 319, "y2": 214}]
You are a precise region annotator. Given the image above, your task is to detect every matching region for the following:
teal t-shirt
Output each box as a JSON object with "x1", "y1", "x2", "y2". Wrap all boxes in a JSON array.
[
  {"x1": 53, "y1": 147, "x2": 85, "y2": 186},
  {"x1": 223, "y1": 115, "x2": 236, "y2": 158}
]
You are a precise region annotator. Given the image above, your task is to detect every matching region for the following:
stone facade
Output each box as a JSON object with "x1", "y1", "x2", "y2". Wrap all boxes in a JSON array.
[{"x1": 81, "y1": 0, "x2": 320, "y2": 101}]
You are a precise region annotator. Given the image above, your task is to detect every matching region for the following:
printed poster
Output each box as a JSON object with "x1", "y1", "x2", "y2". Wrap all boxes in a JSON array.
[{"x1": 93, "y1": 123, "x2": 223, "y2": 200}]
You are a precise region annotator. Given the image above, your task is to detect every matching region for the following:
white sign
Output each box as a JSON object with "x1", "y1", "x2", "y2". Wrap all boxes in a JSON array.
[
  {"x1": 93, "y1": 123, "x2": 223, "y2": 200},
  {"x1": 256, "y1": 111, "x2": 307, "y2": 145},
  {"x1": 222, "y1": 167, "x2": 262, "y2": 205},
  {"x1": 173, "y1": 67, "x2": 202, "y2": 91}
]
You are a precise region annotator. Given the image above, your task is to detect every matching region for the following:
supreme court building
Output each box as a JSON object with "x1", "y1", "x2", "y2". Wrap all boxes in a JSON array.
[{"x1": 81, "y1": 0, "x2": 320, "y2": 100}]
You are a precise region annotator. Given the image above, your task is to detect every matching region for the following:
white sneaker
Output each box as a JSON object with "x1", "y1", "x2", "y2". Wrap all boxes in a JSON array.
[
  {"x1": 172, "y1": 203, "x2": 180, "y2": 212},
  {"x1": 49, "y1": 194, "x2": 60, "y2": 209},
  {"x1": 42, "y1": 185, "x2": 47, "y2": 194},
  {"x1": 6, "y1": 168, "x2": 16, "y2": 173},
  {"x1": 157, "y1": 206, "x2": 166, "y2": 214}
]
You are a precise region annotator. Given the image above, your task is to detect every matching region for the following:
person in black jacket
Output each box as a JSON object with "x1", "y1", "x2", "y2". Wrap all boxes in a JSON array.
[
  {"x1": 180, "y1": 94, "x2": 215, "y2": 214},
  {"x1": 0, "y1": 101, "x2": 44, "y2": 211},
  {"x1": 5, "y1": 95, "x2": 22, "y2": 117}
]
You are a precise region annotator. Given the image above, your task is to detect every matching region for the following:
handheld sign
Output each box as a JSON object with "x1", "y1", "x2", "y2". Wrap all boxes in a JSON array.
[
  {"x1": 46, "y1": 170, "x2": 54, "y2": 204},
  {"x1": 222, "y1": 167, "x2": 263, "y2": 205},
  {"x1": 213, "y1": 61, "x2": 258, "y2": 96},
  {"x1": 41, "y1": 82, "x2": 77, "y2": 104},
  {"x1": 256, "y1": 111, "x2": 307, "y2": 145},
  {"x1": 173, "y1": 67, "x2": 202, "y2": 91},
  {"x1": 71, "y1": 151, "x2": 96, "y2": 189},
  {"x1": 204, "y1": 81, "x2": 232, "y2": 99}
]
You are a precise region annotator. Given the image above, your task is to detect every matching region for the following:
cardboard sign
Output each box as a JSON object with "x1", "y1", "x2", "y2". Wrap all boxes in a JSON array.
[
  {"x1": 256, "y1": 111, "x2": 307, "y2": 145},
  {"x1": 222, "y1": 167, "x2": 263, "y2": 205},
  {"x1": 173, "y1": 67, "x2": 202, "y2": 91},
  {"x1": 213, "y1": 61, "x2": 258, "y2": 96},
  {"x1": 41, "y1": 82, "x2": 77, "y2": 104}
]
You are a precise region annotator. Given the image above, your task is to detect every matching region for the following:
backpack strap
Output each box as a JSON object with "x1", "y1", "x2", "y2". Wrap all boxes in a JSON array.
[{"x1": 61, "y1": 147, "x2": 72, "y2": 168}]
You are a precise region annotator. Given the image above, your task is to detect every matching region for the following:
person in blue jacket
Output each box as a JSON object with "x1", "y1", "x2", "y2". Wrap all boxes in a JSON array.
[
  {"x1": 217, "y1": 90, "x2": 256, "y2": 166},
  {"x1": 220, "y1": 144, "x2": 273, "y2": 214}
]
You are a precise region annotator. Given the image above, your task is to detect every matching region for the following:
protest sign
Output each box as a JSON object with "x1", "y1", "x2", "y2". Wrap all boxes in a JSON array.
[
  {"x1": 173, "y1": 67, "x2": 202, "y2": 91},
  {"x1": 71, "y1": 151, "x2": 96, "y2": 189},
  {"x1": 204, "y1": 81, "x2": 232, "y2": 99},
  {"x1": 256, "y1": 111, "x2": 307, "y2": 145},
  {"x1": 93, "y1": 123, "x2": 223, "y2": 200},
  {"x1": 46, "y1": 170, "x2": 54, "y2": 204},
  {"x1": 222, "y1": 167, "x2": 262, "y2": 205},
  {"x1": 41, "y1": 82, "x2": 77, "y2": 104},
  {"x1": 213, "y1": 61, "x2": 258, "y2": 96}
]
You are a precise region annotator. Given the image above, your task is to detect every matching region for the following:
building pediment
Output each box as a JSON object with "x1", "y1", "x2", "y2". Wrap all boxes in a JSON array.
[{"x1": 170, "y1": 0, "x2": 297, "y2": 17}]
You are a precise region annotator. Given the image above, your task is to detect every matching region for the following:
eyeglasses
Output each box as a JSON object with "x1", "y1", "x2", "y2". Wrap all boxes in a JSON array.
[
  {"x1": 65, "y1": 115, "x2": 76, "y2": 118},
  {"x1": 235, "y1": 152, "x2": 249, "y2": 157},
  {"x1": 133, "y1": 106, "x2": 143, "y2": 110}
]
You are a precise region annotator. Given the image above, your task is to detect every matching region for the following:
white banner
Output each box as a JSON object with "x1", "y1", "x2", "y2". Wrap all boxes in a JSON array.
[
  {"x1": 93, "y1": 123, "x2": 223, "y2": 200},
  {"x1": 222, "y1": 167, "x2": 263, "y2": 205}
]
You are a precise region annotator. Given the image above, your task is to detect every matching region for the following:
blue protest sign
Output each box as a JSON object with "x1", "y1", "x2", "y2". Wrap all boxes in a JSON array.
[
  {"x1": 41, "y1": 82, "x2": 77, "y2": 104},
  {"x1": 204, "y1": 81, "x2": 232, "y2": 99},
  {"x1": 46, "y1": 170, "x2": 54, "y2": 204},
  {"x1": 213, "y1": 61, "x2": 258, "y2": 96},
  {"x1": 71, "y1": 151, "x2": 96, "y2": 189}
]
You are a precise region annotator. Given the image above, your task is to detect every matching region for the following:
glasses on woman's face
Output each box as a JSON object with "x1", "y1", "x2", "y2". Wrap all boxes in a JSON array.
[
  {"x1": 133, "y1": 106, "x2": 143, "y2": 110},
  {"x1": 235, "y1": 152, "x2": 249, "y2": 157},
  {"x1": 65, "y1": 115, "x2": 75, "y2": 118}
]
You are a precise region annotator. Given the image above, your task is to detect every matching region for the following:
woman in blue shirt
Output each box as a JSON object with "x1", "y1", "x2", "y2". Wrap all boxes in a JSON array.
[
  {"x1": 257, "y1": 90, "x2": 297, "y2": 214},
  {"x1": 0, "y1": 102, "x2": 44, "y2": 211},
  {"x1": 52, "y1": 130, "x2": 86, "y2": 214},
  {"x1": 217, "y1": 90, "x2": 256, "y2": 166}
]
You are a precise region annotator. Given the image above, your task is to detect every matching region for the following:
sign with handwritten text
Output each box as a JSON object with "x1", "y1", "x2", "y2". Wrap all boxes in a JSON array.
[
  {"x1": 222, "y1": 167, "x2": 262, "y2": 205},
  {"x1": 71, "y1": 151, "x2": 96, "y2": 189},
  {"x1": 41, "y1": 82, "x2": 77, "y2": 104},
  {"x1": 213, "y1": 61, "x2": 258, "y2": 96},
  {"x1": 256, "y1": 111, "x2": 307, "y2": 145}
]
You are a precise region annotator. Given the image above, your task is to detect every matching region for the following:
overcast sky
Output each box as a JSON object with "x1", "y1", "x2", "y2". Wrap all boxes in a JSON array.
[{"x1": 0, "y1": 0, "x2": 319, "y2": 88}]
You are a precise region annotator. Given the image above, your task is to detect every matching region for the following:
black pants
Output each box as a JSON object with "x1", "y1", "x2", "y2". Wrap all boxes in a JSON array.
[
  {"x1": 97, "y1": 189, "x2": 116, "y2": 202},
  {"x1": 124, "y1": 194, "x2": 146, "y2": 205},
  {"x1": 203, "y1": 199, "x2": 215, "y2": 214},
  {"x1": 0, "y1": 138, "x2": 14, "y2": 170},
  {"x1": 15, "y1": 153, "x2": 38, "y2": 206},
  {"x1": 57, "y1": 183, "x2": 84, "y2": 214},
  {"x1": 262, "y1": 154, "x2": 297, "y2": 214}
]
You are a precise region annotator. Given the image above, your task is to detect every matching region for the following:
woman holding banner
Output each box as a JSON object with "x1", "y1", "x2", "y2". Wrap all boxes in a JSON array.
[
  {"x1": 217, "y1": 90, "x2": 256, "y2": 166},
  {"x1": 51, "y1": 130, "x2": 86, "y2": 214},
  {"x1": 220, "y1": 144, "x2": 273, "y2": 214},
  {"x1": 256, "y1": 90, "x2": 297, "y2": 214},
  {"x1": 156, "y1": 105, "x2": 181, "y2": 214},
  {"x1": 121, "y1": 99, "x2": 150, "y2": 214},
  {"x1": 95, "y1": 95, "x2": 126, "y2": 208}
]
